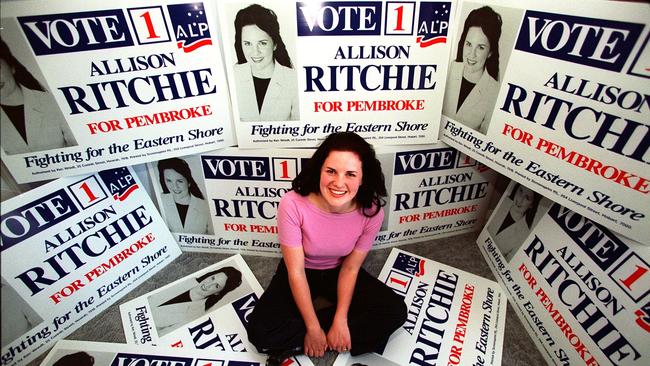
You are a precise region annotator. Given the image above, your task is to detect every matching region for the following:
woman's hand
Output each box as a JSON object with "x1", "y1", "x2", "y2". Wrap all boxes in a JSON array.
[
  {"x1": 304, "y1": 326, "x2": 328, "y2": 357},
  {"x1": 327, "y1": 318, "x2": 351, "y2": 353}
]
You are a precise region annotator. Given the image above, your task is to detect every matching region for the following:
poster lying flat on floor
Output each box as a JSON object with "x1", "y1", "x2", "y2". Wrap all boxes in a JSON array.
[
  {"x1": 439, "y1": 0, "x2": 650, "y2": 244},
  {"x1": 335, "y1": 248, "x2": 507, "y2": 366},
  {"x1": 217, "y1": 0, "x2": 454, "y2": 147},
  {"x1": 40, "y1": 340, "x2": 267, "y2": 366},
  {"x1": 1, "y1": 0, "x2": 235, "y2": 183},
  {"x1": 0, "y1": 166, "x2": 181, "y2": 366},
  {"x1": 119, "y1": 254, "x2": 314, "y2": 365},
  {"x1": 477, "y1": 180, "x2": 650, "y2": 366},
  {"x1": 148, "y1": 144, "x2": 496, "y2": 255}
]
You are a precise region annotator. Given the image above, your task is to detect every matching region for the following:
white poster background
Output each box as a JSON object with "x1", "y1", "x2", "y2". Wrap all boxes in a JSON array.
[
  {"x1": 1, "y1": 0, "x2": 235, "y2": 183},
  {"x1": 477, "y1": 180, "x2": 650, "y2": 366},
  {"x1": 335, "y1": 248, "x2": 507, "y2": 365},
  {"x1": 148, "y1": 143, "x2": 496, "y2": 255},
  {"x1": 40, "y1": 340, "x2": 267, "y2": 366},
  {"x1": 439, "y1": 0, "x2": 650, "y2": 243},
  {"x1": 119, "y1": 254, "x2": 314, "y2": 366},
  {"x1": 0, "y1": 167, "x2": 181, "y2": 366},
  {"x1": 218, "y1": 0, "x2": 454, "y2": 147}
]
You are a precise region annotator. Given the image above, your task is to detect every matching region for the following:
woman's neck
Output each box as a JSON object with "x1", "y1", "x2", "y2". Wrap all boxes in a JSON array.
[
  {"x1": 1, "y1": 85, "x2": 24, "y2": 106},
  {"x1": 251, "y1": 61, "x2": 275, "y2": 79},
  {"x1": 174, "y1": 194, "x2": 191, "y2": 205},
  {"x1": 462, "y1": 67, "x2": 484, "y2": 84},
  {"x1": 508, "y1": 206, "x2": 526, "y2": 221}
]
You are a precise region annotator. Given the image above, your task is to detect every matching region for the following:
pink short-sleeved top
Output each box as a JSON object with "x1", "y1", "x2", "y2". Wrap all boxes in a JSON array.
[{"x1": 278, "y1": 190, "x2": 384, "y2": 269}]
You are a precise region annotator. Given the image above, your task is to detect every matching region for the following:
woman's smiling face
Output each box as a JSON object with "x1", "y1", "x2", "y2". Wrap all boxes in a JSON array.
[
  {"x1": 317, "y1": 150, "x2": 363, "y2": 213},
  {"x1": 462, "y1": 26, "x2": 491, "y2": 76},
  {"x1": 241, "y1": 24, "x2": 275, "y2": 73},
  {"x1": 163, "y1": 169, "x2": 190, "y2": 202}
]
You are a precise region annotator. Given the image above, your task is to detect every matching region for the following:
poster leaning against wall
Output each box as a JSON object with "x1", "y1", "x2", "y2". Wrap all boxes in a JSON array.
[
  {"x1": 217, "y1": 0, "x2": 455, "y2": 147},
  {"x1": 1, "y1": 0, "x2": 235, "y2": 184},
  {"x1": 477, "y1": 180, "x2": 649, "y2": 366},
  {"x1": 0, "y1": 166, "x2": 182, "y2": 366},
  {"x1": 148, "y1": 143, "x2": 496, "y2": 255},
  {"x1": 439, "y1": 0, "x2": 650, "y2": 244}
]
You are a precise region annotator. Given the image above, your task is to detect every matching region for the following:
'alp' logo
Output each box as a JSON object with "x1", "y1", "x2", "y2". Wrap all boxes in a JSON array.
[
  {"x1": 394, "y1": 148, "x2": 456, "y2": 175},
  {"x1": 416, "y1": 2, "x2": 451, "y2": 47},
  {"x1": 18, "y1": 10, "x2": 133, "y2": 55},
  {"x1": 202, "y1": 156, "x2": 270, "y2": 181},
  {"x1": 297, "y1": 1, "x2": 382, "y2": 36},
  {"x1": 167, "y1": 3, "x2": 212, "y2": 52},
  {"x1": 393, "y1": 252, "x2": 425, "y2": 277},
  {"x1": 515, "y1": 10, "x2": 643, "y2": 72},
  {"x1": 99, "y1": 167, "x2": 139, "y2": 201}
]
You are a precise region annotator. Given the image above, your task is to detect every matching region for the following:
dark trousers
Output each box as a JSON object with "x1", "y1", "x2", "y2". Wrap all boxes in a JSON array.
[{"x1": 246, "y1": 261, "x2": 407, "y2": 356}]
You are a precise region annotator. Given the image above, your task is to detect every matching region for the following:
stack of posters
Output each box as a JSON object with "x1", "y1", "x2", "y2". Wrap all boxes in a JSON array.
[
  {"x1": 1, "y1": 0, "x2": 235, "y2": 183},
  {"x1": 478, "y1": 180, "x2": 649, "y2": 365},
  {"x1": 0, "y1": 166, "x2": 181, "y2": 366},
  {"x1": 335, "y1": 248, "x2": 506, "y2": 365},
  {"x1": 147, "y1": 144, "x2": 496, "y2": 254},
  {"x1": 439, "y1": 0, "x2": 650, "y2": 244},
  {"x1": 217, "y1": 0, "x2": 453, "y2": 147},
  {"x1": 119, "y1": 254, "x2": 314, "y2": 365},
  {"x1": 40, "y1": 340, "x2": 267, "y2": 366}
]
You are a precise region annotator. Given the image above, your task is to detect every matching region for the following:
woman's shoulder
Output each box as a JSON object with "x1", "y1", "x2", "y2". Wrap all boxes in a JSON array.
[{"x1": 280, "y1": 190, "x2": 305, "y2": 206}]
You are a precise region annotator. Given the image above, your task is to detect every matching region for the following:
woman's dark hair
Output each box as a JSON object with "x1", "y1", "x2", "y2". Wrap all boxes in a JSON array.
[
  {"x1": 0, "y1": 37, "x2": 45, "y2": 91},
  {"x1": 292, "y1": 132, "x2": 387, "y2": 217},
  {"x1": 455, "y1": 6, "x2": 502, "y2": 81},
  {"x1": 53, "y1": 352, "x2": 94, "y2": 366},
  {"x1": 197, "y1": 266, "x2": 243, "y2": 310},
  {"x1": 157, "y1": 158, "x2": 204, "y2": 199},
  {"x1": 508, "y1": 182, "x2": 541, "y2": 228},
  {"x1": 234, "y1": 4, "x2": 293, "y2": 68}
]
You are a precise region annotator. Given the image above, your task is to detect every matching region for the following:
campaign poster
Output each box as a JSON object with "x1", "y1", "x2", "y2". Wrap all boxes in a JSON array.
[
  {"x1": 1, "y1": 0, "x2": 235, "y2": 184},
  {"x1": 217, "y1": 0, "x2": 454, "y2": 147},
  {"x1": 40, "y1": 340, "x2": 267, "y2": 366},
  {"x1": 149, "y1": 143, "x2": 496, "y2": 255},
  {"x1": 119, "y1": 254, "x2": 314, "y2": 366},
  {"x1": 477, "y1": 180, "x2": 650, "y2": 366},
  {"x1": 0, "y1": 166, "x2": 182, "y2": 366},
  {"x1": 438, "y1": 0, "x2": 650, "y2": 244},
  {"x1": 373, "y1": 144, "x2": 497, "y2": 249},
  {"x1": 336, "y1": 248, "x2": 507, "y2": 365},
  {"x1": 147, "y1": 148, "x2": 310, "y2": 255}
]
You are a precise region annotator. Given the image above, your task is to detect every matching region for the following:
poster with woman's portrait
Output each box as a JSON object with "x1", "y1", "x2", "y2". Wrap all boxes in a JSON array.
[
  {"x1": 1, "y1": 0, "x2": 236, "y2": 184},
  {"x1": 149, "y1": 156, "x2": 215, "y2": 236},
  {"x1": 477, "y1": 182, "x2": 649, "y2": 366},
  {"x1": 439, "y1": 0, "x2": 650, "y2": 244},
  {"x1": 119, "y1": 254, "x2": 263, "y2": 348},
  {"x1": 218, "y1": 0, "x2": 455, "y2": 148}
]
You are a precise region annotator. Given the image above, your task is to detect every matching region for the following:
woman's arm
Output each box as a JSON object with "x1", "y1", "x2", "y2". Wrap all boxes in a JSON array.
[
  {"x1": 327, "y1": 248, "x2": 368, "y2": 352},
  {"x1": 282, "y1": 245, "x2": 328, "y2": 357}
]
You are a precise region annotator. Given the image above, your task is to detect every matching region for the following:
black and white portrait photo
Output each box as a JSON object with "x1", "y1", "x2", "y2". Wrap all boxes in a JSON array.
[
  {"x1": 156, "y1": 157, "x2": 214, "y2": 235},
  {"x1": 224, "y1": 2, "x2": 300, "y2": 122}
]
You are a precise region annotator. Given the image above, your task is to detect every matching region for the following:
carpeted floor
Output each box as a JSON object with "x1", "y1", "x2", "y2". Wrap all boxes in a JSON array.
[{"x1": 32, "y1": 231, "x2": 546, "y2": 365}]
